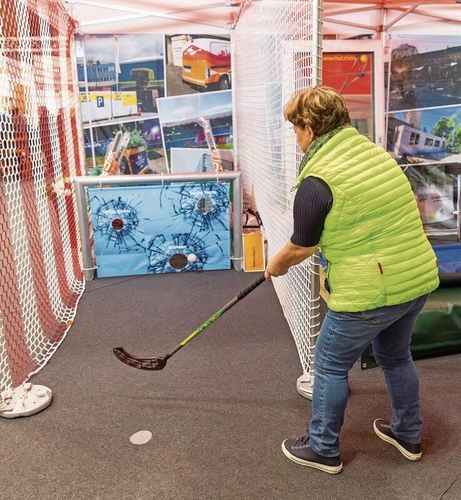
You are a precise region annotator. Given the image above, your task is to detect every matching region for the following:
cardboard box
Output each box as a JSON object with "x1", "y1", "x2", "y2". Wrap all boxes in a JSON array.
[{"x1": 243, "y1": 231, "x2": 265, "y2": 272}]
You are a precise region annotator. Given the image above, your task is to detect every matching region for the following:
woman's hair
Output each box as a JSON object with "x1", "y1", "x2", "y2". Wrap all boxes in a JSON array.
[{"x1": 283, "y1": 85, "x2": 351, "y2": 137}]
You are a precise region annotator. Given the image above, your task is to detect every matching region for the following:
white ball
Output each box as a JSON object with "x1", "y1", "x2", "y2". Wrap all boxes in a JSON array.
[{"x1": 187, "y1": 254, "x2": 197, "y2": 263}]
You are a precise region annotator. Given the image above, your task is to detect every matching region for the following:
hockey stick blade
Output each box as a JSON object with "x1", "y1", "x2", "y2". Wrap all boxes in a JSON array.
[{"x1": 113, "y1": 347, "x2": 167, "y2": 370}]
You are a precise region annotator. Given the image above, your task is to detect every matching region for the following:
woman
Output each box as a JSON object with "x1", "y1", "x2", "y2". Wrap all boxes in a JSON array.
[{"x1": 265, "y1": 85, "x2": 439, "y2": 474}]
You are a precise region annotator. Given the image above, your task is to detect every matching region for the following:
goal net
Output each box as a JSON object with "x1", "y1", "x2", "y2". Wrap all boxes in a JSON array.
[
  {"x1": 232, "y1": 0, "x2": 323, "y2": 389},
  {"x1": 0, "y1": 0, "x2": 85, "y2": 393}
]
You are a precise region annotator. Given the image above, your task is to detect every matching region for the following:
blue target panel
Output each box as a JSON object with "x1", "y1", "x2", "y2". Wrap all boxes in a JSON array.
[{"x1": 88, "y1": 182, "x2": 231, "y2": 277}]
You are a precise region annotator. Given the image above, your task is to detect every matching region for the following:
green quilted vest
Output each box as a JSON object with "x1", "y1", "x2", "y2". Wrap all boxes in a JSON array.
[{"x1": 295, "y1": 127, "x2": 439, "y2": 312}]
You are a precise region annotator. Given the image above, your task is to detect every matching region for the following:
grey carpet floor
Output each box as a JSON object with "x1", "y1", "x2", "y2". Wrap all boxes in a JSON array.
[{"x1": 1, "y1": 269, "x2": 460, "y2": 500}]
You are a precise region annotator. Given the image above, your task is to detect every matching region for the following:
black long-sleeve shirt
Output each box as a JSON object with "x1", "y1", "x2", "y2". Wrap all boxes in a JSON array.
[{"x1": 290, "y1": 177, "x2": 333, "y2": 248}]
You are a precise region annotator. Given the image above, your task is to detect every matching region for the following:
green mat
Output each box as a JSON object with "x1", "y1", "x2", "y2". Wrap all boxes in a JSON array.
[{"x1": 361, "y1": 286, "x2": 461, "y2": 370}]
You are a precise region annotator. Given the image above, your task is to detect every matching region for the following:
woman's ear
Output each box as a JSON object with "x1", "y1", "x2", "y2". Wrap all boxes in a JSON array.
[{"x1": 306, "y1": 127, "x2": 315, "y2": 140}]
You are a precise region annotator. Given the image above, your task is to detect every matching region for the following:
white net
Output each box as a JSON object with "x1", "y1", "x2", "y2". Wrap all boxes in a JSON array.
[
  {"x1": 233, "y1": 0, "x2": 323, "y2": 380},
  {"x1": 0, "y1": 0, "x2": 85, "y2": 392}
]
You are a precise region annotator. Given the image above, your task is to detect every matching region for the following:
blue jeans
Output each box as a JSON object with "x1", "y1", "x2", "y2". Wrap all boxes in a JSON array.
[{"x1": 309, "y1": 294, "x2": 428, "y2": 457}]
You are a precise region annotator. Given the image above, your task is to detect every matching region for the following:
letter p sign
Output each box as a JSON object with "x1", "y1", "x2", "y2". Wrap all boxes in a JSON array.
[{"x1": 97, "y1": 96, "x2": 104, "y2": 107}]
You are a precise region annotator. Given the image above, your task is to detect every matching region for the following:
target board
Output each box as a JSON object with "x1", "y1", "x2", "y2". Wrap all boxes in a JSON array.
[{"x1": 88, "y1": 182, "x2": 231, "y2": 277}]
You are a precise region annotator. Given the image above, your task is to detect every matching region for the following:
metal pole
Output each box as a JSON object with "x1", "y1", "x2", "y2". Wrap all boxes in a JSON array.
[{"x1": 297, "y1": 0, "x2": 324, "y2": 401}]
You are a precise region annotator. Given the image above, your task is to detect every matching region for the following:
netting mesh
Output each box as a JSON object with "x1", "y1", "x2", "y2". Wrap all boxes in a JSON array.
[
  {"x1": 0, "y1": 0, "x2": 85, "y2": 391},
  {"x1": 233, "y1": 0, "x2": 323, "y2": 378}
]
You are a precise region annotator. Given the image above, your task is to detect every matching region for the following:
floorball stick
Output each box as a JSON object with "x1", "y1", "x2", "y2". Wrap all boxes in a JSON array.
[{"x1": 113, "y1": 272, "x2": 266, "y2": 371}]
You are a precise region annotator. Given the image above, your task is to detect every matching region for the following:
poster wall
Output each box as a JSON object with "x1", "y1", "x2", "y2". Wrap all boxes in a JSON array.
[
  {"x1": 386, "y1": 35, "x2": 461, "y2": 245},
  {"x1": 77, "y1": 32, "x2": 233, "y2": 177}
]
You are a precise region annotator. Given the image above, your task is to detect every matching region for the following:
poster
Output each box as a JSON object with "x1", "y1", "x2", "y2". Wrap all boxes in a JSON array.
[
  {"x1": 76, "y1": 33, "x2": 168, "y2": 173},
  {"x1": 157, "y1": 90, "x2": 233, "y2": 171},
  {"x1": 322, "y1": 51, "x2": 374, "y2": 140},
  {"x1": 386, "y1": 35, "x2": 461, "y2": 164},
  {"x1": 165, "y1": 34, "x2": 231, "y2": 96},
  {"x1": 170, "y1": 147, "x2": 234, "y2": 173}
]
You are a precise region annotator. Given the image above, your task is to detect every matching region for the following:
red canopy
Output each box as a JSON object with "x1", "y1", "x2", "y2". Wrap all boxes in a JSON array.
[{"x1": 67, "y1": 1, "x2": 461, "y2": 36}]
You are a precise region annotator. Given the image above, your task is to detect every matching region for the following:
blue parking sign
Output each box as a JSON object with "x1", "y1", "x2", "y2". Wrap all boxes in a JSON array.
[{"x1": 97, "y1": 96, "x2": 104, "y2": 107}]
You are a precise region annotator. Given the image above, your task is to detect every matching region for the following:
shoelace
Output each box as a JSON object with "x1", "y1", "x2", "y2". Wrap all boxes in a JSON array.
[{"x1": 292, "y1": 435, "x2": 310, "y2": 449}]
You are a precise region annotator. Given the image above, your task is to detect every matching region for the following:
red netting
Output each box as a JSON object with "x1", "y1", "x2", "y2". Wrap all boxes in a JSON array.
[{"x1": 0, "y1": 0, "x2": 85, "y2": 390}]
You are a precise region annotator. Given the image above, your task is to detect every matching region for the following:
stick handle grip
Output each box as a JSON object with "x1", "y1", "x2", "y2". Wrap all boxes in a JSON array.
[{"x1": 237, "y1": 272, "x2": 266, "y2": 300}]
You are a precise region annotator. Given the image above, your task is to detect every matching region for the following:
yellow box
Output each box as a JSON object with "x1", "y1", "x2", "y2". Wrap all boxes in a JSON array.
[{"x1": 243, "y1": 231, "x2": 266, "y2": 272}]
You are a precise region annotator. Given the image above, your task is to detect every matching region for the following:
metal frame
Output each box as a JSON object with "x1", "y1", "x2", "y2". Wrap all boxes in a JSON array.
[
  {"x1": 74, "y1": 171, "x2": 243, "y2": 281},
  {"x1": 296, "y1": 254, "x2": 321, "y2": 401},
  {"x1": 295, "y1": 0, "x2": 323, "y2": 402},
  {"x1": 297, "y1": 37, "x2": 385, "y2": 400}
]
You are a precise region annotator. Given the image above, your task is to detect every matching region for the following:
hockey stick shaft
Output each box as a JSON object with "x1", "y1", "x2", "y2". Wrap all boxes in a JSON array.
[{"x1": 165, "y1": 272, "x2": 266, "y2": 359}]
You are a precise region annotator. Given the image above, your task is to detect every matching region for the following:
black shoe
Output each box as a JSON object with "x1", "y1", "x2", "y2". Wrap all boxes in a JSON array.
[
  {"x1": 282, "y1": 436, "x2": 343, "y2": 474},
  {"x1": 373, "y1": 419, "x2": 422, "y2": 461}
]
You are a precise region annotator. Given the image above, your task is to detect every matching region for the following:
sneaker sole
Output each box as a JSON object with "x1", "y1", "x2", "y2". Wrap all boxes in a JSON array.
[
  {"x1": 373, "y1": 420, "x2": 422, "y2": 461},
  {"x1": 281, "y1": 442, "x2": 343, "y2": 474}
]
